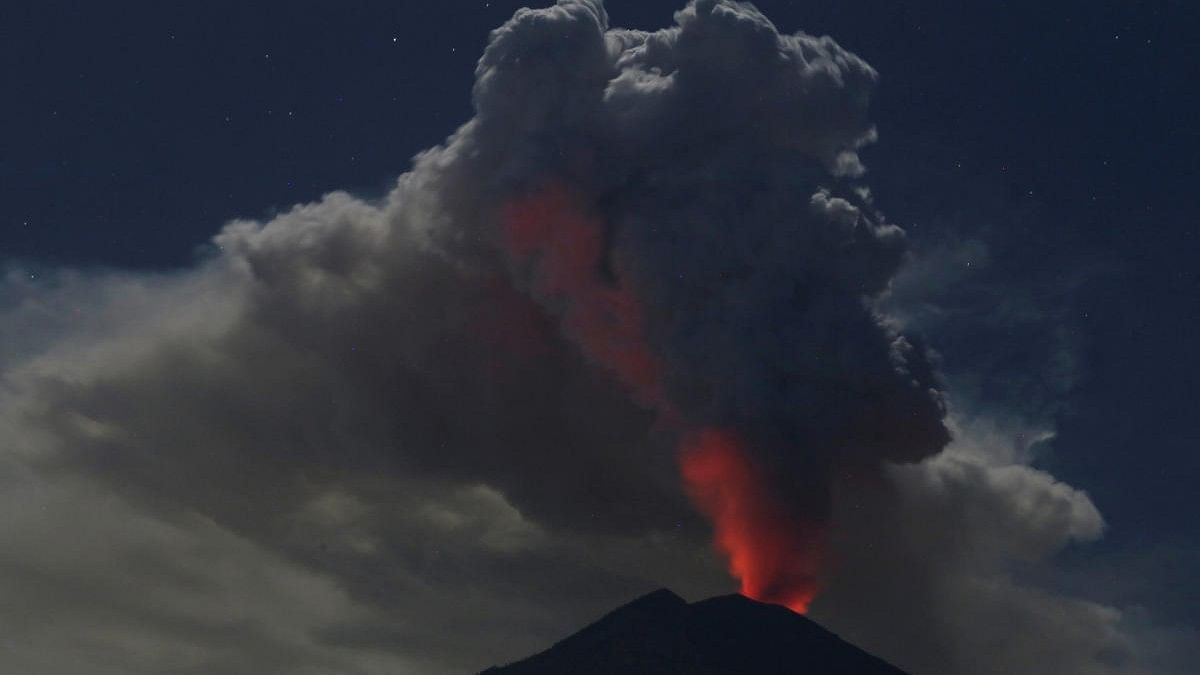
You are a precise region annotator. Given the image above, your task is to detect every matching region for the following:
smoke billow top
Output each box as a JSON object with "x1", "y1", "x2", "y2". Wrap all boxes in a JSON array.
[{"x1": 0, "y1": 2, "x2": 1161, "y2": 674}]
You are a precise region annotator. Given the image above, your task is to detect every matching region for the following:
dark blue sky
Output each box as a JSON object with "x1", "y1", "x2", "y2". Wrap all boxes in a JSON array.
[{"x1": 4, "y1": 0, "x2": 1198, "y2": 623}]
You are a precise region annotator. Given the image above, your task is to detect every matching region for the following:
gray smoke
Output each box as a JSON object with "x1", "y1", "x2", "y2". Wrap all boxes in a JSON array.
[{"x1": 452, "y1": 0, "x2": 950, "y2": 525}]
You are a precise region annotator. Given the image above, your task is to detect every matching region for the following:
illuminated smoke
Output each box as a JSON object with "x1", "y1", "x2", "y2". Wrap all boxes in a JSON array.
[
  {"x1": 500, "y1": 182, "x2": 832, "y2": 610},
  {"x1": 680, "y1": 428, "x2": 825, "y2": 612},
  {"x1": 501, "y1": 184, "x2": 831, "y2": 611},
  {"x1": 501, "y1": 181, "x2": 662, "y2": 406}
]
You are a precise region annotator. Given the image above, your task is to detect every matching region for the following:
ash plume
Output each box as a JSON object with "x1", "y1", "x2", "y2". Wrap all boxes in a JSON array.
[{"x1": 454, "y1": 0, "x2": 951, "y2": 608}]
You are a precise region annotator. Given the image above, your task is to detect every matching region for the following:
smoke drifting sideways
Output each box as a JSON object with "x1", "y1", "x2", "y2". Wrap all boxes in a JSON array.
[
  {"x1": 1, "y1": 1, "x2": 1169, "y2": 674},
  {"x1": 477, "y1": 0, "x2": 949, "y2": 611}
]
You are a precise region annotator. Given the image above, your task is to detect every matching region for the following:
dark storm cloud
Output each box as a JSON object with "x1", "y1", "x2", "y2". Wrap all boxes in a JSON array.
[{"x1": 0, "y1": 1, "x2": 1179, "y2": 674}]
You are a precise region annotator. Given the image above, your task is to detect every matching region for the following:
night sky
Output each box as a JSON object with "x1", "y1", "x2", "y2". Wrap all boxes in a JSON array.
[{"x1": 2, "y1": 2, "x2": 1197, "y2": 673}]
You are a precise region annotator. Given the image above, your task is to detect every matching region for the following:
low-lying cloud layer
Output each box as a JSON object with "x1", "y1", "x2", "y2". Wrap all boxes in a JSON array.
[{"x1": 0, "y1": 2, "x2": 1184, "y2": 673}]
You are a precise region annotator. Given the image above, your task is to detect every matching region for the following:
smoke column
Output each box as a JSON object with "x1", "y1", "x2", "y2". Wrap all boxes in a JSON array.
[
  {"x1": 479, "y1": 0, "x2": 951, "y2": 612},
  {"x1": 501, "y1": 181, "x2": 829, "y2": 611},
  {"x1": 501, "y1": 181, "x2": 842, "y2": 612}
]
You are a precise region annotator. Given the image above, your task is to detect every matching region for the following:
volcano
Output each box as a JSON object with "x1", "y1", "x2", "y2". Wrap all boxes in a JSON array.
[{"x1": 479, "y1": 589, "x2": 909, "y2": 674}]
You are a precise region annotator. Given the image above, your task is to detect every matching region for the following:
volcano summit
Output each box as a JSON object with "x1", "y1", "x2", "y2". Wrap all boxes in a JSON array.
[{"x1": 481, "y1": 589, "x2": 909, "y2": 675}]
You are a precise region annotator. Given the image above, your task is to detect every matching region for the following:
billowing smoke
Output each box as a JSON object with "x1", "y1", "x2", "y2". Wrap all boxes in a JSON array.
[
  {"x1": 470, "y1": 0, "x2": 949, "y2": 610},
  {"x1": 0, "y1": 2, "x2": 1182, "y2": 674}
]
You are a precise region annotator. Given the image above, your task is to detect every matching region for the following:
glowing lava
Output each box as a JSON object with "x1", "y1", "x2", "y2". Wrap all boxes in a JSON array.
[{"x1": 680, "y1": 428, "x2": 824, "y2": 614}]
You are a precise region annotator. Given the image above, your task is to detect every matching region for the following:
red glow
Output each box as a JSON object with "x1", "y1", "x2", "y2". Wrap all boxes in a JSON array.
[
  {"x1": 502, "y1": 182, "x2": 661, "y2": 405},
  {"x1": 500, "y1": 184, "x2": 826, "y2": 613},
  {"x1": 680, "y1": 428, "x2": 825, "y2": 614}
]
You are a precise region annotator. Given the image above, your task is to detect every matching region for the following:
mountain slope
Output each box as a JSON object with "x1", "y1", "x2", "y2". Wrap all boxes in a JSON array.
[{"x1": 480, "y1": 589, "x2": 909, "y2": 674}]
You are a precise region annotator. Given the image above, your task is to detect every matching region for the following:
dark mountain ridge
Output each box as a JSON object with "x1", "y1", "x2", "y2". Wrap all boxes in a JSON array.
[{"x1": 481, "y1": 589, "x2": 909, "y2": 674}]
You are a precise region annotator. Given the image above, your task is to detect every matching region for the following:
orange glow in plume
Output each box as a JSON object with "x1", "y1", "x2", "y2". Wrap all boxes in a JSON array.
[
  {"x1": 680, "y1": 428, "x2": 824, "y2": 614},
  {"x1": 502, "y1": 182, "x2": 661, "y2": 405},
  {"x1": 502, "y1": 185, "x2": 825, "y2": 614}
]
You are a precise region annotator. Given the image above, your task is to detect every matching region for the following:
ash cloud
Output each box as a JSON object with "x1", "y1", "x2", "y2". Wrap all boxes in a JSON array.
[
  {"x1": 0, "y1": 1, "x2": 1184, "y2": 674},
  {"x1": 461, "y1": 0, "x2": 950, "y2": 524}
]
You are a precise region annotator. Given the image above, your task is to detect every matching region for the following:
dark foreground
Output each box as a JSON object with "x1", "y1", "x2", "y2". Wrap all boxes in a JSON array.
[{"x1": 480, "y1": 589, "x2": 909, "y2": 674}]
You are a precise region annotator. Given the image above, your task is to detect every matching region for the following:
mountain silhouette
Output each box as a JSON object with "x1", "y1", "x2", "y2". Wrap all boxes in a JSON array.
[{"x1": 480, "y1": 589, "x2": 909, "y2": 674}]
